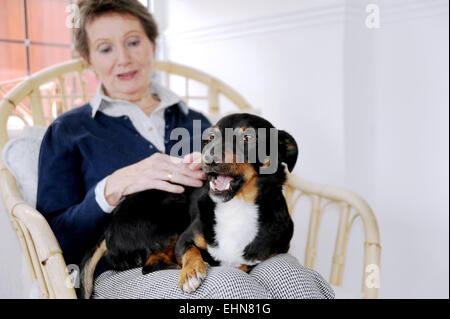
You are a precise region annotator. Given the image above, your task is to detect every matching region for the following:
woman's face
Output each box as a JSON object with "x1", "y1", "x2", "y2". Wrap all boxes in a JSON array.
[{"x1": 85, "y1": 13, "x2": 155, "y2": 101}]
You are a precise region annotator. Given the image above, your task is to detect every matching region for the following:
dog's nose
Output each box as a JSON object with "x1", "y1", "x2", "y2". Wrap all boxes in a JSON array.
[{"x1": 202, "y1": 150, "x2": 235, "y2": 165}]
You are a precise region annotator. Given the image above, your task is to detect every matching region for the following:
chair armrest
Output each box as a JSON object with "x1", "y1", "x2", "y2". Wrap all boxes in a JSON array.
[
  {"x1": 286, "y1": 174, "x2": 380, "y2": 245},
  {"x1": 285, "y1": 173, "x2": 381, "y2": 299},
  {"x1": 0, "y1": 164, "x2": 76, "y2": 299}
]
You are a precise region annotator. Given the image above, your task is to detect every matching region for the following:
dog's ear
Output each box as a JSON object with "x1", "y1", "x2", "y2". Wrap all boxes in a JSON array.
[{"x1": 278, "y1": 130, "x2": 298, "y2": 172}]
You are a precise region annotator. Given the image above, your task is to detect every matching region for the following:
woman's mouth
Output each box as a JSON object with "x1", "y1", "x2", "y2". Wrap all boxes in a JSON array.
[{"x1": 117, "y1": 70, "x2": 138, "y2": 80}]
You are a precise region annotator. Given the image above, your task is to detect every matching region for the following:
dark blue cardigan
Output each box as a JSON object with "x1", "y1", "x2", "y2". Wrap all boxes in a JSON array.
[{"x1": 36, "y1": 103, "x2": 211, "y2": 268}]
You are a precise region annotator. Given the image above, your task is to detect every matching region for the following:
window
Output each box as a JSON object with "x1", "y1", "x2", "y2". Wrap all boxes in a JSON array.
[
  {"x1": 0, "y1": 0, "x2": 155, "y2": 85},
  {"x1": 0, "y1": 0, "x2": 73, "y2": 83},
  {"x1": 1, "y1": 0, "x2": 156, "y2": 129}
]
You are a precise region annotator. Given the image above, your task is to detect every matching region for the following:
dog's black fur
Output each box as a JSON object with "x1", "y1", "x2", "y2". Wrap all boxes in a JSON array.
[
  {"x1": 79, "y1": 113, "x2": 298, "y2": 298},
  {"x1": 78, "y1": 188, "x2": 195, "y2": 298},
  {"x1": 175, "y1": 113, "x2": 298, "y2": 292}
]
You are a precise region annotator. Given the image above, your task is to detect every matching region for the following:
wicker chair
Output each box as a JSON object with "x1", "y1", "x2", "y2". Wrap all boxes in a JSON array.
[{"x1": 0, "y1": 59, "x2": 381, "y2": 299}]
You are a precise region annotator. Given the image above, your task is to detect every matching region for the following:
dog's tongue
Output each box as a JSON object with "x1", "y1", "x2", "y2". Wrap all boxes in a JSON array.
[{"x1": 215, "y1": 175, "x2": 233, "y2": 191}]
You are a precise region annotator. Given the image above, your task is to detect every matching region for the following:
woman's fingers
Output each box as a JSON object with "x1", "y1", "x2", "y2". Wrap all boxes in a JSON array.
[
  {"x1": 152, "y1": 180, "x2": 185, "y2": 194},
  {"x1": 183, "y1": 152, "x2": 203, "y2": 170},
  {"x1": 106, "y1": 152, "x2": 206, "y2": 201},
  {"x1": 158, "y1": 154, "x2": 205, "y2": 181},
  {"x1": 155, "y1": 170, "x2": 204, "y2": 188},
  {"x1": 134, "y1": 152, "x2": 206, "y2": 192},
  {"x1": 182, "y1": 152, "x2": 202, "y2": 165},
  {"x1": 188, "y1": 160, "x2": 202, "y2": 171}
]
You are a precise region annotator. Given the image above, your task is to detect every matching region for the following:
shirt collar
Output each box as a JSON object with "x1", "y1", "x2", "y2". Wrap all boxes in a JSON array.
[{"x1": 90, "y1": 81, "x2": 188, "y2": 117}]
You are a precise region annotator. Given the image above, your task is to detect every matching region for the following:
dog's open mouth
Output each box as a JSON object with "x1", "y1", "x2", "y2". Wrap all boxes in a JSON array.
[
  {"x1": 203, "y1": 164, "x2": 245, "y2": 201},
  {"x1": 207, "y1": 173, "x2": 244, "y2": 201},
  {"x1": 209, "y1": 174, "x2": 234, "y2": 192}
]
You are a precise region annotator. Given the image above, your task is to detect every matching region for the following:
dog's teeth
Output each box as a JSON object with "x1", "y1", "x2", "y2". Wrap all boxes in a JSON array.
[
  {"x1": 225, "y1": 182, "x2": 231, "y2": 190},
  {"x1": 209, "y1": 181, "x2": 216, "y2": 191}
]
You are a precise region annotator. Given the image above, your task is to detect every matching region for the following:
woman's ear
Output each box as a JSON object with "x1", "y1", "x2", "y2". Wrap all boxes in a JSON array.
[
  {"x1": 76, "y1": 48, "x2": 91, "y2": 66},
  {"x1": 80, "y1": 54, "x2": 97, "y2": 77},
  {"x1": 278, "y1": 130, "x2": 299, "y2": 172},
  {"x1": 81, "y1": 55, "x2": 91, "y2": 66}
]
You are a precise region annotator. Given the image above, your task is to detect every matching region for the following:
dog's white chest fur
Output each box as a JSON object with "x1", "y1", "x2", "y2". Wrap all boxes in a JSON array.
[{"x1": 207, "y1": 198, "x2": 260, "y2": 267}]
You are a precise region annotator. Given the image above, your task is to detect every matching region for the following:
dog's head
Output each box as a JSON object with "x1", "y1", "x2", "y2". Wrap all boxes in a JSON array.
[{"x1": 201, "y1": 113, "x2": 298, "y2": 203}]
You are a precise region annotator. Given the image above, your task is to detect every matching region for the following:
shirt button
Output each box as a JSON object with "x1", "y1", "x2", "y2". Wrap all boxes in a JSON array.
[
  {"x1": 148, "y1": 127, "x2": 153, "y2": 132},
  {"x1": 123, "y1": 116, "x2": 129, "y2": 120},
  {"x1": 149, "y1": 144, "x2": 154, "y2": 149}
]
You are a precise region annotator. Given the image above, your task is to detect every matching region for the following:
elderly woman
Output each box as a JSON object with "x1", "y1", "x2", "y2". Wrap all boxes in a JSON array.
[{"x1": 36, "y1": 0, "x2": 334, "y2": 299}]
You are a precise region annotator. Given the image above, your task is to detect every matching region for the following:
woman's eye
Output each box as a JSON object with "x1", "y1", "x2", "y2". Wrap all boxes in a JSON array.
[
  {"x1": 99, "y1": 46, "x2": 112, "y2": 54},
  {"x1": 209, "y1": 134, "x2": 215, "y2": 140},
  {"x1": 127, "y1": 39, "x2": 140, "y2": 47}
]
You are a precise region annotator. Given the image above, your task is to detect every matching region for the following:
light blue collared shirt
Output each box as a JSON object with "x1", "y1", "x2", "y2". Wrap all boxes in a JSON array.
[{"x1": 91, "y1": 81, "x2": 189, "y2": 153}]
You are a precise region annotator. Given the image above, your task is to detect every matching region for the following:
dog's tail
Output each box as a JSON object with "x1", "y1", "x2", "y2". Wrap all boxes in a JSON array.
[{"x1": 79, "y1": 239, "x2": 107, "y2": 299}]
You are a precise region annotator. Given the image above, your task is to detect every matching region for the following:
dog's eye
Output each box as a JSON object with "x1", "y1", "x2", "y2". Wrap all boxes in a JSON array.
[
  {"x1": 208, "y1": 134, "x2": 216, "y2": 141},
  {"x1": 243, "y1": 134, "x2": 255, "y2": 142}
]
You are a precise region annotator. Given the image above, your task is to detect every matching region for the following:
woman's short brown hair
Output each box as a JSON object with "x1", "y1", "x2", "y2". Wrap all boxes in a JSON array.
[{"x1": 74, "y1": 0, "x2": 159, "y2": 60}]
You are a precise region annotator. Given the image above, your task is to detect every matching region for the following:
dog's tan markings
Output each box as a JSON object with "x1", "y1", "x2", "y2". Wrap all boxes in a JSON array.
[
  {"x1": 236, "y1": 176, "x2": 259, "y2": 203},
  {"x1": 239, "y1": 126, "x2": 248, "y2": 134},
  {"x1": 286, "y1": 142, "x2": 296, "y2": 151},
  {"x1": 82, "y1": 239, "x2": 107, "y2": 299},
  {"x1": 179, "y1": 246, "x2": 208, "y2": 291},
  {"x1": 144, "y1": 235, "x2": 178, "y2": 268},
  {"x1": 144, "y1": 251, "x2": 173, "y2": 267},
  {"x1": 193, "y1": 232, "x2": 207, "y2": 250},
  {"x1": 234, "y1": 163, "x2": 259, "y2": 203},
  {"x1": 235, "y1": 162, "x2": 257, "y2": 180},
  {"x1": 237, "y1": 264, "x2": 248, "y2": 272}
]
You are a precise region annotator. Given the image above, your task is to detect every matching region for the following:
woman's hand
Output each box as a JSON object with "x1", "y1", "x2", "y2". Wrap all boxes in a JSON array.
[{"x1": 104, "y1": 152, "x2": 205, "y2": 206}]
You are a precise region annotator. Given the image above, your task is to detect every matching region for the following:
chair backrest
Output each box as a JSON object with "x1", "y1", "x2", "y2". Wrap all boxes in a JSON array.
[{"x1": 0, "y1": 59, "x2": 380, "y2": 298}]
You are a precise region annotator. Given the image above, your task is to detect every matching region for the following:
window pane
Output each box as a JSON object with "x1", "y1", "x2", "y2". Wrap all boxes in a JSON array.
[
  {"x1": 0, "y1": 0, "x2": 26, "y2": 40},
  {"x1": 168, "y1": 74, "x2": 186, "y2": 97},
  {"x1": 0, "y1": 43, "x2": 27, "y2": 82},
  {"x1": 27, "y1": 0, "x2": 71, "y2": 44},
  {"x1": 188, "y1": 79, "x2": 207, "y2": 97},
  {"x1": 29, "y1": 45, "x2": 72, "y2": 73},
  {"x1": 62, "y1": 71, "x2": 99, "y2": 108},
  {"x1": 187, "y1": 99, "x2": 209, "y2": 115}
]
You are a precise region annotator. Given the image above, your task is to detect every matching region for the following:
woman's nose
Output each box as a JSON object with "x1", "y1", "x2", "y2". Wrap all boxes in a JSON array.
[{"x1": 117, "y1": 46, "x2": 132, "y2": 66}]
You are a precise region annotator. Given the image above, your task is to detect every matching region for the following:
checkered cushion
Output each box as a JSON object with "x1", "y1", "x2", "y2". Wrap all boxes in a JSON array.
[{"x1": 92, "y1": 253, "x2": 334, "y2": 299}]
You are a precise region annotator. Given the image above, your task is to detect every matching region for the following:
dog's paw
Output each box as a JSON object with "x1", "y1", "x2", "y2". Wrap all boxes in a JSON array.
[{"x1": 179, "y1": 261, "x2": 208, "y2": 293}]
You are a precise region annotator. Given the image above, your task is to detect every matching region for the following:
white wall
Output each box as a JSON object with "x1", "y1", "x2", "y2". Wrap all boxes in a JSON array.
[
  {"x1": 370, "y1": 0, "x2": 449, "y2": 298},
  {"x1": 160, "y1": 0, "x2": 449, "y2": 298},
  {"x1": 163, "y1": 0, "x2": 348, "y2": 186}
]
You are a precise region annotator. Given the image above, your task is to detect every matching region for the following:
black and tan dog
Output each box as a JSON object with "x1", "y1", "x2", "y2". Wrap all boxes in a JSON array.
[
  {"x1": 175, "y1": 113, "x2": 298, "y2": 292},
  {"x1": 79, "y1": 113, "x2": 298, "y2": 298}
]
